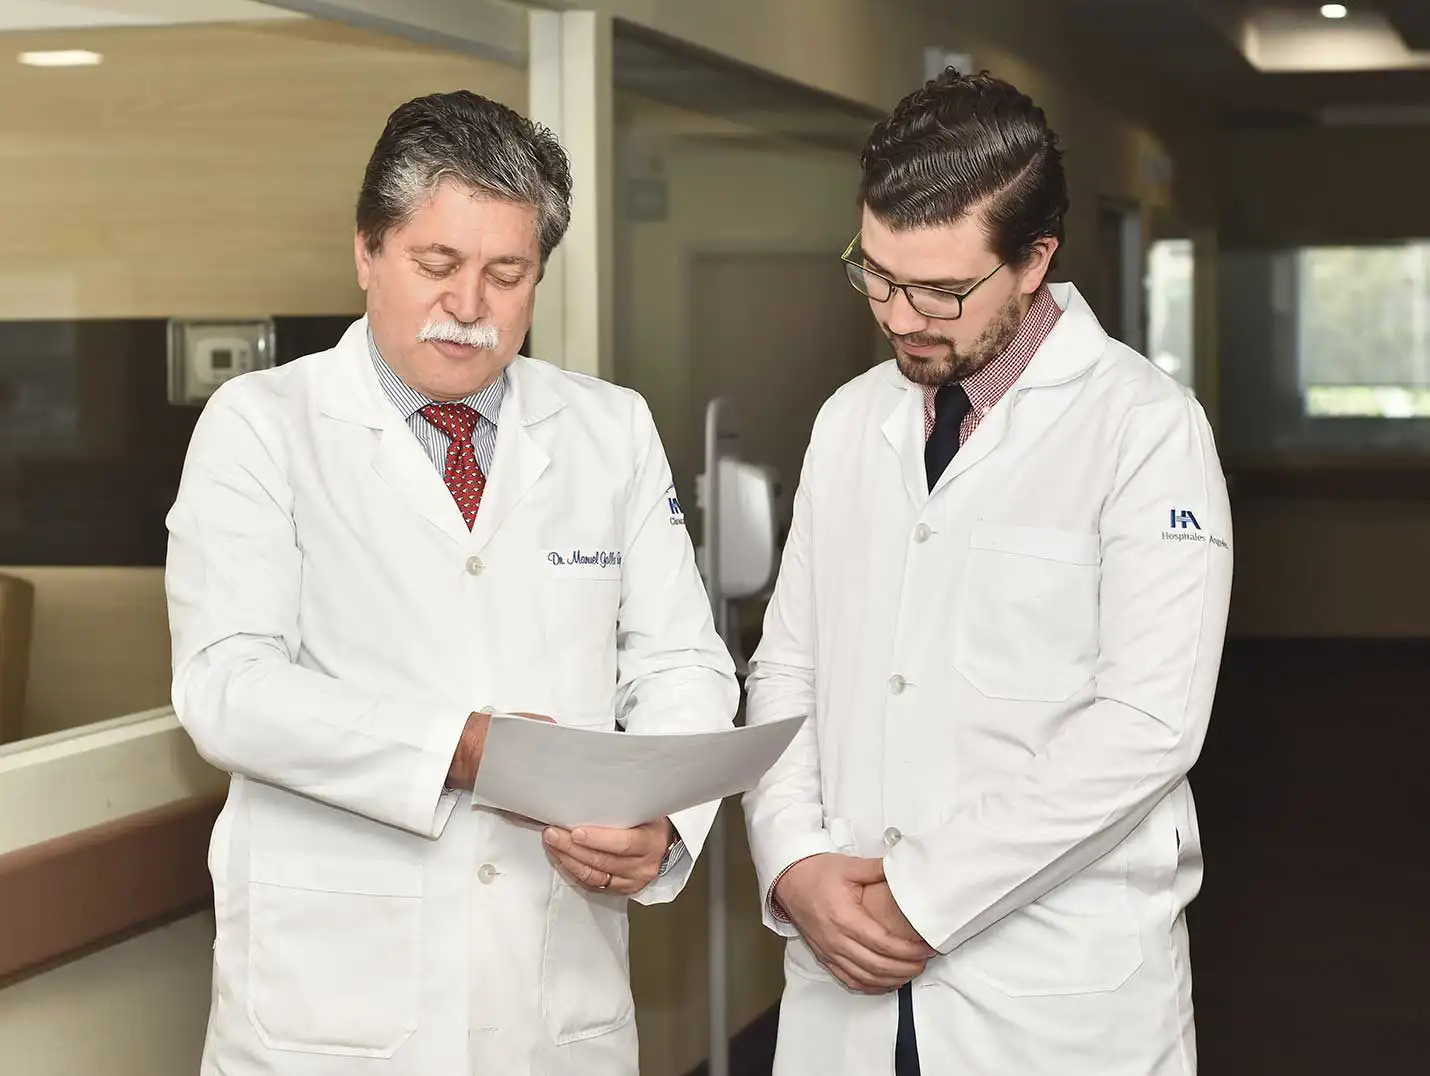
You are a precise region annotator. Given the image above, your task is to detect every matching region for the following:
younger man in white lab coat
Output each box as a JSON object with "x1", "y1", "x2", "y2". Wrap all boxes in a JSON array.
[
  {"x1": 743, "y1": 68, "x2": 1232, "y2": 1076},
  {"x1": 166, "y1": 91, "x2": 737, "y2": 1075}
]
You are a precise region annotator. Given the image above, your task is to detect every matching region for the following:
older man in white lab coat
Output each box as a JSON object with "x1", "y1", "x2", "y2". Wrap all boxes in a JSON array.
[
  {"x1": 743, "y1": 69, "x2": 1232, "y2": 1076},
  {"x1": 165, "y1": 90, "x2": 737, "y2": 1076}
]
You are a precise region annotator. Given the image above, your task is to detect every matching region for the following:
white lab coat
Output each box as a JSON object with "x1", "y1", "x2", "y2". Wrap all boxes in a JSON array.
[
  {"x1": 166, "y1": 318, "x2": 738, "y2": 1076},
  {"x1": 743, "y1": 283, "x2": 1231, "y2": 1076}
]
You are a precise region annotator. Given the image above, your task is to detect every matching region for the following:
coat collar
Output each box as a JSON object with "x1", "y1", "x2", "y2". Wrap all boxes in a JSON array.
[
  {"x1": 315, "y1": 317, "x2": 566, "y2": 548},
  {"x1": 878, "y1": 283, "x2": 1109, "y2": 505},
  {"x1": 878, "y1": 282, "x2": 1106, "y2": 394},
  {"x1": 316, "y1": 317, "x2": 567, "y2": 432}
]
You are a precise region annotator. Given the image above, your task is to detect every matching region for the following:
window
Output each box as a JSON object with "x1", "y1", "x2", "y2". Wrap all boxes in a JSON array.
[
  {"x1": 1146, "y1": 238, "x2": 1195, "y2": 390},
  {"x1": 1299, "y1": 243, "x2": 1430, "y2": 418}
]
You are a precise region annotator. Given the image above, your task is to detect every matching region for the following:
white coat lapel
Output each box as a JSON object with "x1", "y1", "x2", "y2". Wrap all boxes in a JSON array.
[
  {"x1": 371, "y1": 418, "x2": 474, "y2": 546},
  {"x1": 933, "y1": 398, "x2": 1012, "y2": 491},
  {"x1": 880, "y1": 379, "x2": 929, "y2": 509},
  {"x1": 469, "y1": 357, "x2": 564, "y2": 554},
  {"x1": 931, "y1": 283, "x2": 1109, "y2": 494},
  {"x1": 316, "y1": 318, "x2": 491, "y2": 547},
  {"x1": 876, "y1": 363, "x2": 1018, "y2": 502}
]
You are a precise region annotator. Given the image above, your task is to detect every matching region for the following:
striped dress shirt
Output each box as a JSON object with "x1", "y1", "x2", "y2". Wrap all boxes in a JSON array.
[{"x1": 367, "y1": 330, "x2": 506, "y2": 476}]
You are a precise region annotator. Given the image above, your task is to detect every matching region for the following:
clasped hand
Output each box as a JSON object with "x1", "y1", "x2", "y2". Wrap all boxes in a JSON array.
[{"x1": 774, "y1": 854, "x2": 938, "y2": 995}]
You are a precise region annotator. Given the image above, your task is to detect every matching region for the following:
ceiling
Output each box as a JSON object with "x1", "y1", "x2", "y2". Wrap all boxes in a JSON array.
[
  {"x1": 1066, "y1": 0, "x2": 1430, "y2": 127},
  {"x1": 0, "y1": 0, "x2": 302, "y2": 32}
]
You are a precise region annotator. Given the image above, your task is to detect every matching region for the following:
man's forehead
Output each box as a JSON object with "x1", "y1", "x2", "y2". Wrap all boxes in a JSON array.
[
  {"x1": 397, "y1": 185, "x2": 540, "y2": 258},
  {"x1": 859, "y1": 209, "x2": 991, "y2": 272}
]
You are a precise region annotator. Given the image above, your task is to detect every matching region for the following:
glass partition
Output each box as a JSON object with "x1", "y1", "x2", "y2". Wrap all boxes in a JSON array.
[
  {"x1": 1220, "y1": 243, "x2": 1430, "y2": 458},
  {"x1": 0, "y1": 3, "x2": 528, "y2": 743},
  {"x1": 613, "y1": 24, "x2": 881, "y2": 539},
  {"x1": 1146, "y1": 237, "x2": 1195, "y2": 391}
]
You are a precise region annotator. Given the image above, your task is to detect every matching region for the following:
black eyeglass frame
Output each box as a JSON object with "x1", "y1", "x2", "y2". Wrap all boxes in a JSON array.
[{"x1": 840, "y1": 234, "x2": 1003, "y2": 320}]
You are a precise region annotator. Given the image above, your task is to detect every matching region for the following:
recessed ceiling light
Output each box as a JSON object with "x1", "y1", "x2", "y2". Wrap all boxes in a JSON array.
[
  {"x1": 18, "y1": 50, "x2": 103, "y2": 68},
  {"x1": 1320, "y1": 3, "x2": 1349, "y2": 18}
]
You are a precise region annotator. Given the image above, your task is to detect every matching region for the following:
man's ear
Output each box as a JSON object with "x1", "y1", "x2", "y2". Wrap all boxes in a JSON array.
[
  {"x1": 1018, "y1": 237, "x2": 1059, "y2": 295},
  {"x1": 355, "y1": 231, "x2": 374, "y2": 292}
]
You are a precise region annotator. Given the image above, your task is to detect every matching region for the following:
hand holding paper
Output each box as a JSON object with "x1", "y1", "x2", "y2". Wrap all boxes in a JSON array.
[
  {"x1": 542, "y1": 817, "x2": 674, "y2": 896},
  {"x1": 446, "y1": 710, "x2": 555, "y2": 791}
]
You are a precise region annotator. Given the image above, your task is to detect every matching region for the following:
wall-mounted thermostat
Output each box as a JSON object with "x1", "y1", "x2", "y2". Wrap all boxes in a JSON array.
[{"x1": 167, "y1": 318, "x2": 276, "y2": 405}]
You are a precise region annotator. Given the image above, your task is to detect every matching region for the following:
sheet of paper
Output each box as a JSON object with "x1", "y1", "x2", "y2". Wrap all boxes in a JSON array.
[{"x1": 470, "y1": 714, "x2": 805, "y2": 830}]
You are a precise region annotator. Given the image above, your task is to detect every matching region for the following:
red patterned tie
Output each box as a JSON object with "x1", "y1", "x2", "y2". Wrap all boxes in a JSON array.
[{"x1": 418, "y1": 403, "x2": 486, "y2": 529}]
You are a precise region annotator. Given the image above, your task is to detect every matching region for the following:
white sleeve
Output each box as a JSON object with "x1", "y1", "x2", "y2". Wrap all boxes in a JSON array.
[
  {"x1": 884, "y1": 394, "x2": 1233, "y2": 952},
  {"x1": 741, "y1": 440, "x2": 838, "y2": 936},
  {"x1": 612, "y1": 393, "x2": 741, "y2": 906},
  {"x1": 165, "y1": 386, "x2": 470, "y2": 838}
]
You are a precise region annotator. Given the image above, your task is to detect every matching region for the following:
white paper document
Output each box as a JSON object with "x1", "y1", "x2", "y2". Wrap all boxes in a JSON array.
[{"x1": 470, "y1": 714, "x2": 805, "y2": 829}]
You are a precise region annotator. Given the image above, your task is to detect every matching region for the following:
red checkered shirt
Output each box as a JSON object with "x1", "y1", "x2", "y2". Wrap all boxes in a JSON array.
[
  {"x1": 768, "y1": 284, "x2": 1064, "y2": 924},
  {"x1": 922, "y1": 283, "x2": 1063, "y2": 446}
]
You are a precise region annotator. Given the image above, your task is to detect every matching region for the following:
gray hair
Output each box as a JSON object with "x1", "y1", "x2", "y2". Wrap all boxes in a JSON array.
[{"x1": 356, "y1": 90, "x2": 573, "y2": 263}]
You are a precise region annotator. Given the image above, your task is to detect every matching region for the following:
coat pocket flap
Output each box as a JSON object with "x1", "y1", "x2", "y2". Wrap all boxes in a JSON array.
[
  {"x1": 249, "y1": 852, "x2": 423, "y2": 898},
  {"x1": 969, "y1": 522, "x2": 1100, "y2": 566}
]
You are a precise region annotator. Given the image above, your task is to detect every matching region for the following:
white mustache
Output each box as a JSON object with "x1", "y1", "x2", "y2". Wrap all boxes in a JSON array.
[{"x1": 418, "y1": 319, "x2": 500, "y2": 350}]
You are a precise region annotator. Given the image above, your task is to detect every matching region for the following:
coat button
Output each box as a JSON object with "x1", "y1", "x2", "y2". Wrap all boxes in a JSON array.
[
  {"x1": 477, "y1": 863, "x2": 498, "y2": 884},
  {"x1": 913, "y1": 523, "x2": 931, "y2": 543},
  {"x1": 884, "y1": 827, "x2": 902, "y2": 848},
  {"x1": 888, "y1": 674, "x2": 907, "y2": 695},
  {"x1": 465, "y1": 556, "x2": 485, "y2": 576}
]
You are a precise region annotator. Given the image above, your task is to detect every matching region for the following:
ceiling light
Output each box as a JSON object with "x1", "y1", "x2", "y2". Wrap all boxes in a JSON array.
[
  {"x1": 1320, "y1": 4, "x2": 1349, "y2": 18},
  {"x1": 18, "y1": 50, "x2": 103, "y2": 68}
]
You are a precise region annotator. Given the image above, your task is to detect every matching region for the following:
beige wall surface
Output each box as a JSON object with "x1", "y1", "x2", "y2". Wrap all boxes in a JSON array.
[
  {"x1": 0, "y1": 568, "x2": 170, "y2": 739},
  {"x1": 0, "y1": 19, "x2": 526, "y2": 321}
]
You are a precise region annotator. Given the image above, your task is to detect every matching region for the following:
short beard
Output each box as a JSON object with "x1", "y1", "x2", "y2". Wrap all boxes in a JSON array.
[{"x1": 889, "y1": 294, "x2": 1024, "y2": 387}]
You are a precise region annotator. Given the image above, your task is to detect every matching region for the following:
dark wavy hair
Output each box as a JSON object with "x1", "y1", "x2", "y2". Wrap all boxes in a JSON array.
[
  {"x1": 356, "y1": 90, "x2": 572, "y2": 264},
  {"x1": 858, "y1": 68, "x2": 1068, "y2": 269}
]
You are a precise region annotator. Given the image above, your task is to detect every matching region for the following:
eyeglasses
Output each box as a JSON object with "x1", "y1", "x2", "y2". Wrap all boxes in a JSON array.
[{"x1": 840, "y1": 234, "x2": 1003, "y2": 320}]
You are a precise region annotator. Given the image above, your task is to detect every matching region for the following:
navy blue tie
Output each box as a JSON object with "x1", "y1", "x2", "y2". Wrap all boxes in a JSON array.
[
  {"x1": 925, "y1": 383, "x2": 972, "y2": 490},
  {"x1": 895, "y1": 982, "x2": 921, "y2": 1075}
]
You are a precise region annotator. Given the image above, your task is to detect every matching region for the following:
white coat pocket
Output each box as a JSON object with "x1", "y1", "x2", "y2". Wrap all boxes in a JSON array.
[
  {"x1": 537, "y1": 549, "x2": 623, "y2": 717},
  {"x1": 954, "y1": 522, "x2": 1100, "y2": 702},
  {"x1": 540, "y1": 877, "x2": 634, "y2": 1044},
  {"x1": 955, "y1": 868, "x2": 1143, "y2": 997},
  {"x1": 538, "y1": 549, "x2": 622, "y2": 642},
  {"x1": 247, "y1": 853, "x2": 422, "y2": 1058}
]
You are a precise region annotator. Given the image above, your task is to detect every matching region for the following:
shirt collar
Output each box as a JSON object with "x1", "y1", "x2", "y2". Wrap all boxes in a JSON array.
[
  {"x1": 367, "y1": 326, "x2": 507, "y2": 426},
  {"x1": 915, "y1": 283, "x2": 1063, "y2": 415},
  {"x1": 958, "y1": 283, "x2": 1062, "y2": 413}
]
